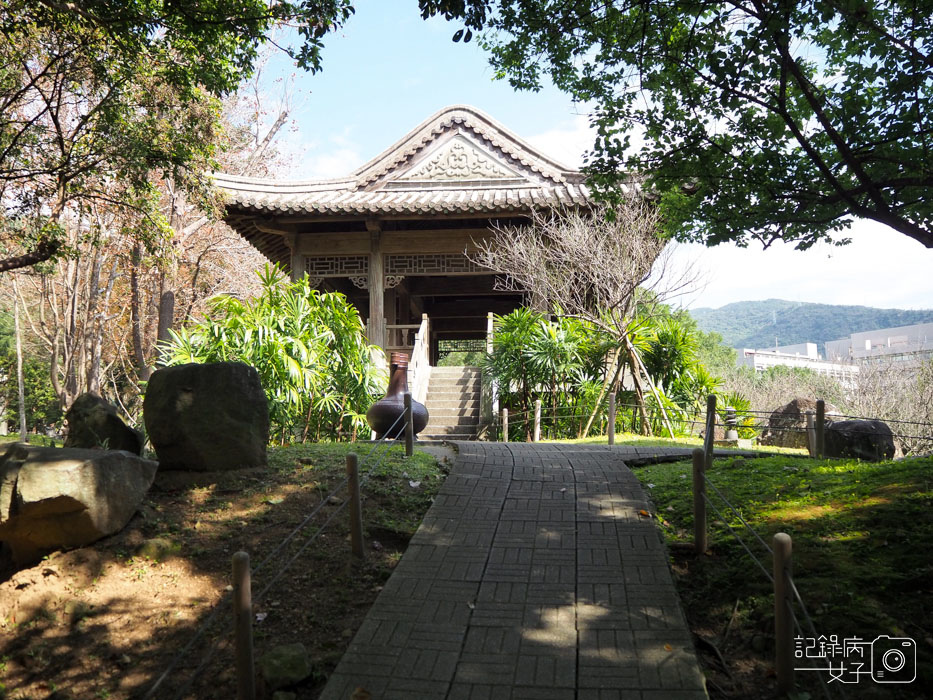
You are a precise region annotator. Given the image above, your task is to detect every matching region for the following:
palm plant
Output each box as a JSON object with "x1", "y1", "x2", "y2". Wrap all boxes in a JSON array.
[{"x1": 161, "y1": 264, "x2": 385, "y2": 444}]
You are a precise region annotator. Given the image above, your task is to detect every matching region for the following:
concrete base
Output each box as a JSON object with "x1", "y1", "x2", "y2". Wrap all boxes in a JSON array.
[{"x1": 714, "y1": 438, "x2": 755, "y2": 449}]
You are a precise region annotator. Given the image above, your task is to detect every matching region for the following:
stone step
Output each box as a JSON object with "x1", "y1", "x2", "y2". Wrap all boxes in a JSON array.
[
  {"x1": 415, "y1": 433, "x2": 476, "y2": 445},
  {"x1": 425, "y1": 393, "x2": 481, "y2": 403},
  {"x1": 425, "y1": 417, "x2": 478, "y2": 428},
  {"x1": 420, "y1": 424, "x2": 479, "y2": 435},
  {"x1": 428, "y1": 380, "x2": 482, "y2": 390},
  {"x1": 424, "y1": 399, "x2": 480, "y2": 413},
  {"x1": 426, "y1": 386, "x2": 480, "y2": 394},
  {"x1": 425, "y1": 407, "x2": 480, "y2": 417},
  {"x1": 419, "y1": 433, "x2": 476, "y2": 441}
]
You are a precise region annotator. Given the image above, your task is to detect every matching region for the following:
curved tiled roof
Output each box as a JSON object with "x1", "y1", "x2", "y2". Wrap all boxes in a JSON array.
[
  {"x1": 213, "y1": 105, "x2": 598, "y2": 219},
  {"x1": 216, "y1": 180, "x2": 594, "y2": 217}
]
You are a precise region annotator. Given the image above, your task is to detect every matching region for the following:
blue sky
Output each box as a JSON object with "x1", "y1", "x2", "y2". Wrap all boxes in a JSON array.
[{"x1": 258, "y1": 1, "x2": 933, "y2": 311}]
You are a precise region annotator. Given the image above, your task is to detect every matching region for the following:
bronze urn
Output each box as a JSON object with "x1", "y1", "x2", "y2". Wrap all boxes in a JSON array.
[{"x1": 366, "y1": 352, "x2": 429, "y2": 439}]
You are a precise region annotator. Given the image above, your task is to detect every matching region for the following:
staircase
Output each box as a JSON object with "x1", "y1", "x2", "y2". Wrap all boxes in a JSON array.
[{"x1": 421, "y1": 366, "x2": 482, "y2": 441}]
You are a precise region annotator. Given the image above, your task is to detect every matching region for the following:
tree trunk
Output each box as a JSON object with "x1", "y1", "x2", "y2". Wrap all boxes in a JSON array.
[
  {"x1": 130, "y1": 243, "x2": 151, "y2": 382},
  {"x1": 624, "y1": 340, "x2": 652, "y2": 436},
  {"x1": 15, "y1": 300, "x2": 27, "y2": 441},
  {"x1": 626, "y1": 335, "x2": 676, "y2": 439},
  {"x1": 582, "y1": 345, "x2": 623, "y2": 437}
]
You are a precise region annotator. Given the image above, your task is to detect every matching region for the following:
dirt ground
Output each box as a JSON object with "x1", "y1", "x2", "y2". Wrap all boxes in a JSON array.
[
  {"x1": 0, "y1": 444, "x2": 442, "y2": 699},
  {"x1": 1, "y1": 442, "x2": 853, "y2": 699}
]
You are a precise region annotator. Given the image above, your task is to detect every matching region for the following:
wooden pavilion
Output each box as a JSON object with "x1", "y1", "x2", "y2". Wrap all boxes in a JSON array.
[{"x1": 213, "y1": 105, "x2": 596, "y2": 362}]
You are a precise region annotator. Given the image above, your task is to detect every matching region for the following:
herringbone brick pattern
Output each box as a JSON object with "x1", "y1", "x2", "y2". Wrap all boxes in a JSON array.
[{"x1": 320, "y1": 443, "x2": 710, "y2": 700}]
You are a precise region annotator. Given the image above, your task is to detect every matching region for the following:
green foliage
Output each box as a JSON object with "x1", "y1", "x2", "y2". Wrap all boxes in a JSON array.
[
  {"x1": 0, "y1": 0, "x2": 355, "y2": 270},
  {"x1": 636, "y1": 454, "x2": 933, "y2": 696},
  {"x1": 161, "y1": 264, "x2": 386, "y2": 443},
  {"x1": 695, "y1": 329, "x2": 737, "y2": 376},
  {"x1": 0, "y1": 311, "x2": 61, "y2": 433},
  {"x1": 0, "y1": 352, "x2": 61, "y2": 434},
  {"x1": 426, "y1": 1, "x2": 933, "y2": 248},
  {"x1": 483, "y1": 309, "x2": 616, "y2": 440},
  {"x1": 691, "y1": 299, "x2": 933, "y2": 350}
]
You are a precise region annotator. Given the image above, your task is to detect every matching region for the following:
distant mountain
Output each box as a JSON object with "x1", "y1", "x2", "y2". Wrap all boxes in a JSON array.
[{"x1": 690, "y1": 299, "x2": 933, "y2": 350}]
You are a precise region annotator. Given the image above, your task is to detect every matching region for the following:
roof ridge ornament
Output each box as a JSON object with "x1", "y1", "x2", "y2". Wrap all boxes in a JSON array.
[{"x1": 397, "y1": 136, "x2": 519, "y2": 182}]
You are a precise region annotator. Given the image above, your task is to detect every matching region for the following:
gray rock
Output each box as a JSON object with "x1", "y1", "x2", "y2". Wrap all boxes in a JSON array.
[
  {"x1": 760, "y1": 398, "x2": 839, "y2": 449},
  {"x1": 824, "y1": 419, "x2": 896, "y2": 462},
  {"x1": 64, "y1": 393, "x2": 143, "y2": 455},
  {"x1": 136, "y1": 537, "x2": 181, "y2": 562},
  {"x1": 0, "y1": 443, "x2": 158, "y2": 565},
  {"x1": 143, "y1": 362, "x2": 269, "y2": 472},
  {"x1": 260, "y1": 642, "x2": 312, "y2": 691}
]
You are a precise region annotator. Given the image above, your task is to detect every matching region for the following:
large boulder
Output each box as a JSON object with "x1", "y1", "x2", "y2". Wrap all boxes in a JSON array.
[
  {"x1": 64, "y1": 392, "x2": 143, "y2": 455},
  {"x1": 143, "y1": 362, "x2": 269, "y2": 472},
  {"x1": 0, "y1": 443, "x2": 158, "y2": 565},
  {"x1": 824, "y1": 419, "x2": 896, "y2": 462},
  {"x1": 759, "y1": 398, "x2": 838, "y2": 449}
]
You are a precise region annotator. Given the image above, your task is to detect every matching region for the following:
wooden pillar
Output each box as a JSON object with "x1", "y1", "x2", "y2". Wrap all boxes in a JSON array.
[
  {"x1": 367, "y1": 221, "x2": 385, "y2": 350},
  {"x1": 284, "y1": 233, "x2": 301, "y2": 282},
  {"x1": 385, "y1": 288, "x2": 398, "y2": 347}
]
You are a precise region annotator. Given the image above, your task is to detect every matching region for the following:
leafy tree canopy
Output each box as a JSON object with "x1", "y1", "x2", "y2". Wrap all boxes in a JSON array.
[
  {"x1": 0, "y1": 0, "x2": 355, "y2": 272},
  {"x1": 425, "y1": 1, "x2": 933, "y2": 250}
]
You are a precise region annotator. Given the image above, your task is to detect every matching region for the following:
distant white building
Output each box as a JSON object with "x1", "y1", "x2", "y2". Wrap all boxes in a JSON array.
[
  {"x1": 739, "y1": 342, "x2": 859, "y2": 381},
  {"x1": 825, "y1": 321, "x2": 933, "y2": 366}
]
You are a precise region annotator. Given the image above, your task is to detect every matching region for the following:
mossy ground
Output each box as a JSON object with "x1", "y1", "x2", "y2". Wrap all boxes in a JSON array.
[{"x1": 634, "y1": 452, "x2": 933, "y2": 699}]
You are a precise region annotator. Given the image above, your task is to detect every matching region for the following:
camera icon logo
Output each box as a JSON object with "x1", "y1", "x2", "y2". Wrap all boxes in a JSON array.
[{"x1": 871, "y1": 635, "x2": 916, "y2": 683}]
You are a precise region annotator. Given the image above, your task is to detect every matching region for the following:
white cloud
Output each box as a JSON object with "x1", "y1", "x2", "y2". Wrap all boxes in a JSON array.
[
  {"x1": 526, "y1": 115, "x2": 595, "y2": 168},
  {"x1": 670, "y1": 220, "x2": 933, "y2": 311},
  {"x1": 281, "y1": 127, "x2": 365, "y2": 180}
]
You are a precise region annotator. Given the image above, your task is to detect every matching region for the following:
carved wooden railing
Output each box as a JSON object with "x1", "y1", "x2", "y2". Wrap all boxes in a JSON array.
[
  {"x1": 481, "y1": 311, "x2": 498, "y2": 432},
  {"x1": 409, "y1": 314, "x2": 431, "y2": 405}
]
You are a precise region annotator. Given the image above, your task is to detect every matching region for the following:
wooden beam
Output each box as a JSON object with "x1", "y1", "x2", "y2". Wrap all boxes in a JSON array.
[{"x1": 408, "y1": 275, "x2": 515, "y2": 297}]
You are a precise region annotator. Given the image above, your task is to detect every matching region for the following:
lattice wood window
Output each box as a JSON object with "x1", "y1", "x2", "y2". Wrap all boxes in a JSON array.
[
  {"x1": 385, "y1": 254, "x2": 487, "y2": 275},
  {"x1": 303, "y1": 255, "x2": 369, "y2": 277}
]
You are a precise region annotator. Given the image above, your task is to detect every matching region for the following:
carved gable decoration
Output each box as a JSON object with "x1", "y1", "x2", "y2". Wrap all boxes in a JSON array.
[{"x1": 396, "y1": 135, "x2": 521, "y2": 183}]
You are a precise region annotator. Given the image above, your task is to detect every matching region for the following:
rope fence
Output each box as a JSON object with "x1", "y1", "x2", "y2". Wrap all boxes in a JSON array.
[
  {"x1": 491, "y1": 391, "x2": 933, "y2": 456},
  {"x1": 692, "y1": 441, "x2": 842, "y2": 699},
  {"x1": 142, "y1": 401, "x2": 415, "y2": 700}
]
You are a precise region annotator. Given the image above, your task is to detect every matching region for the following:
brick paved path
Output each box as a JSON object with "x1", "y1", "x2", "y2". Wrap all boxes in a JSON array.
[{"x1": 320, "y1": 443, "x2": 709, "y2": 700}]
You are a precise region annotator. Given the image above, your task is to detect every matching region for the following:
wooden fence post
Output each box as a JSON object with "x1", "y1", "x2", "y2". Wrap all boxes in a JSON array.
[
  {"x1": 502, "y1": 408, "x2": 509, "y2": 443},
  {"x1": 692, "y1": 448, "x2": 707, "y2": 555},
  {"x1": 815, "y1": 399, "x2": 825, "y2": 458},
  {"x1": 773, "y1": 533, "x2": 794, "y2": 695},
  {"x1": 805, "y1": 410, "x2": 816, "y2": 458},
  {"x1": 346, "y1": 453, "x2": 364, "y2": 560},
  {"x1": 232, "y1": 551, "x2": 255, "y2": 700},
  {"x1": 533, "y1": 399, "x2": 541, "y2": 442},
  {"x1": 608, "y1": 392, "x2": 616, "y2": 445},
  {"x1": 404, "y1": 392, "x2": 414, "y2": 457},
  {"x1": 704, "y1": 394, "x2": 717, "y2": 470}
]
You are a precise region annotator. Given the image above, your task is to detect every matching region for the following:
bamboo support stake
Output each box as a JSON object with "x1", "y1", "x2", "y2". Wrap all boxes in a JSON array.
[
  {"x1": 704, "y1": 394, "x2": 717, "y2": 470},
  {"x1": 346, "y1": 453, "x2": 364, "y2": 560},
  {"x1": 533, "y1": 400, "x2": 541, "y2": 442},
  {"x1": 692, "y1": 448, "x2": 707, "y2": 555},
  {"x1": 404, "y1": 393, "x2": 414, "y2": 457},
  {"x1": 608, "y1": 392, "x2": 616, "y2": 445},
  {"x1": 773, "y1": 533, "x2": 794, "y2": 695},
  {"x1": 232, "y1": 552, "x2": 255, "y2": 700}
]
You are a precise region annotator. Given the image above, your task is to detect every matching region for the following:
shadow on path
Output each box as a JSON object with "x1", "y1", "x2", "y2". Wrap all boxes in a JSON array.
[{"x1": 320, "y1": 443, "x2": 710, "y2": 700}]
